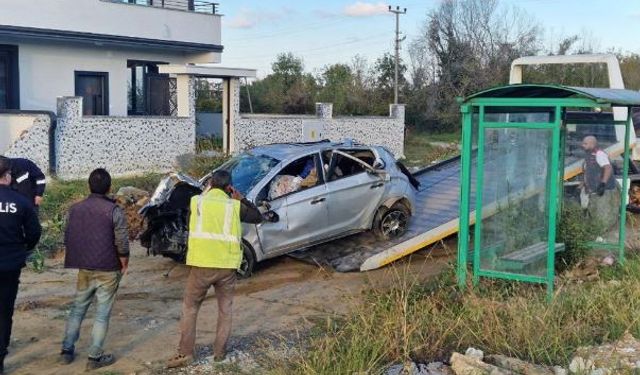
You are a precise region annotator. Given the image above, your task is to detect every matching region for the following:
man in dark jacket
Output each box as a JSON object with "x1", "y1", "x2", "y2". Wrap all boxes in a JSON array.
[
  {"x1": 59, "y1": 169, "x2": 129, "y2": 371},
  {"x1": 0, "y1": 156, "x2": 41, "y2": 375},
  {"x1": 8, "y1": 157, "x2": 46, "y2": 209}
]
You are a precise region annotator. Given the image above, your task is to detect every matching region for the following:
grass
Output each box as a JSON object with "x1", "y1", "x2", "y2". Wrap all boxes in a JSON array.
[
  {"x1": 403, "y1": 131, "x2": 460, "y2": 168},
  {"x1": 269, "y1": 255, "x2": 640, "y2": 374}
]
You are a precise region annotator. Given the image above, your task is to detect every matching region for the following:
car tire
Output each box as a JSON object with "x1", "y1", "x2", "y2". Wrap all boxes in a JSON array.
[
  {"x1": 237, "y1": 241, "x2": 257, "y2": 279},
  {"x1": 373, "y1": 203, "x2": 410, "y2": 241}
]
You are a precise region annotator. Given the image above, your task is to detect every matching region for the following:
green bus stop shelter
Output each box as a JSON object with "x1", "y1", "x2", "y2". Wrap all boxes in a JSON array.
[{"x1": 457, "y1": 84, "x2": 640, "y2": 298}]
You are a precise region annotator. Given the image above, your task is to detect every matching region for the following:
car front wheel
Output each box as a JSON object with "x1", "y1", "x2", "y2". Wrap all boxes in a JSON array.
[
  {"x1": 237, "y1": 241, "x2": 256, "y2": 279},
  {"x1": 374, "y1": 203, "x2": 410, "y2": 241}
]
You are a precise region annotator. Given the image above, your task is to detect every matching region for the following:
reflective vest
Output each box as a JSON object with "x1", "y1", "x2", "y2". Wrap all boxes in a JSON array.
[{"x1": 186, "y1": 189, "x2": 242, "y2": 269}]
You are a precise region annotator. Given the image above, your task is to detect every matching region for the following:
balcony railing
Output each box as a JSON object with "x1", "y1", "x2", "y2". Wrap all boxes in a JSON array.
[{"x1": 107, "y1": 0, "x2": 219, "y2": 14}]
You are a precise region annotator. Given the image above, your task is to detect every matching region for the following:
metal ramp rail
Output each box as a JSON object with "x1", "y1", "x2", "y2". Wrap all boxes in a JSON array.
[{"x1": 291, "y1": 142, "x2": 628, "y2": 272}]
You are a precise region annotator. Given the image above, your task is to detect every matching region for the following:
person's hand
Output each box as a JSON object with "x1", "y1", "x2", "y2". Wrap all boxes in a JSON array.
[
  {"x1": 34, "y1": 196, "x2": 43, "y2": 206},
  {"x1": 597, "y1": 182, "x2": 606, "y2": 196},
  {"x1": 229, "y1": 186, "x2": 244, "y2": 201},
  {"x1": 120, "y1": 257, "x2": 129, "y2": 276}
]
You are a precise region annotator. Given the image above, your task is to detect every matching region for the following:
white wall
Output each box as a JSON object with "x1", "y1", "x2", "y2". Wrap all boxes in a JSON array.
[
  {"x1": 16, "y1": 41, "x2": 209, "y2": 115},
  {"x1": 0, "y1": 0, "x2": 221, "y2": 47},
  {"x1": 0, "y1": 115, "x2": 37, "y2": 153}
]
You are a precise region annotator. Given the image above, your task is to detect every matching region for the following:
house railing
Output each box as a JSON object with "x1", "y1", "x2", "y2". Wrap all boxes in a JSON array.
[{"x1": 105, "y1": 0, "x2": 219, "y2": 14}]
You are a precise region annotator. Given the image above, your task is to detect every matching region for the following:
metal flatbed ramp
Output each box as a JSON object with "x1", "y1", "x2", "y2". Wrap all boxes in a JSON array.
[
  {"x1": 289, "y1": 142, "x2": 626, "y2": 272},
  {"x1": 290, "y1": 157, "x2": 466, "y2": 272}
]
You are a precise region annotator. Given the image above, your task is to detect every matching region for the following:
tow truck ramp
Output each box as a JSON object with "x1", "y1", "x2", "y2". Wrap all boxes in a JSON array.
[{"x1": 291, "y1": 140, "x2": 628, "y2": 273}]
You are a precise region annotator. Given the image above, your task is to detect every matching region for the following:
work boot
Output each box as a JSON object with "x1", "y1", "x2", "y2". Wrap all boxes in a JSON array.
[
  {"x1": 59, "y1": 349, "x2": 75, "y2": 365},
  {"x1": 166, "y1": 353, "x2": 194, "y2": 369},
  {"x1": 86, "y1": 354, "x2": 115, "y2": 371}
]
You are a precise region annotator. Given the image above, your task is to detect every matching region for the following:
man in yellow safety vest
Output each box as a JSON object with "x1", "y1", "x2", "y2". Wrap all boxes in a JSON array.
[{"x1": 167, "y1": 170, "x2": 263, "y2": 369}]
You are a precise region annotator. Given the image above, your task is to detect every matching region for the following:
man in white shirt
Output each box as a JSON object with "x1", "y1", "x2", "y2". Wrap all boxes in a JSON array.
[{"x1": 581, "y1": 136, "x2": 619, "y2": 231}]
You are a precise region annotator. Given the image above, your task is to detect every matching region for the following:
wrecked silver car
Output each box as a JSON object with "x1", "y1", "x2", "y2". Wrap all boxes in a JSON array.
[{"x1": 140, "y1": 140, "x2": 418, "y2": 276}]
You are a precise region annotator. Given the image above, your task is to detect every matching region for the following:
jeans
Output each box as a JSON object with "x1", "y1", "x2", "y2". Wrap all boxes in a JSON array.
[
  {"x1": 0, "y1": 269, "x2": 21, "y2": 358},
  {"x1": 178, "y1": 267, "x2": 236, "y2": 357},
  {"x1": 62, "y1": 270, "x2": 121, "y2": 358}
]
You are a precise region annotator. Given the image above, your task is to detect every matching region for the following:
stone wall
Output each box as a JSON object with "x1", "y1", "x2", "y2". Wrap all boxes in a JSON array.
[
  {"x1": 2, "y1": 113, "x2": 51, "y2": 173},
  {"x1": 55, "y1": 94, "x2": 195, "y2": 180},
  {"x1": 233, "y1": 103, "x2": 405, "y2": 157}
]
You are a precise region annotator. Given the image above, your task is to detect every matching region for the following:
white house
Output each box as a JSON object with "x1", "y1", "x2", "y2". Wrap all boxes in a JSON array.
[
  {"x1": 0, "y1": 0, "x2": 224, "y2": 116},
  {"x1": 0, "y1": 0, "x2": 405, "y2": 180}
]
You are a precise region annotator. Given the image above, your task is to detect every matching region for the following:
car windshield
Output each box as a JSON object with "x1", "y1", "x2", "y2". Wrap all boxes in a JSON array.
[{"x1": 218, "y1": 153, "x2": 280, "y2": 195}]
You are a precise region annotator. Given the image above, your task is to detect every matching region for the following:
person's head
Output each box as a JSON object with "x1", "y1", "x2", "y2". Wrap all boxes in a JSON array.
[
  {"x1": 88, "y1": 168, "x2": 112, "y2": 195},
  {"x1": 208, "y1": 170, "x2": 232, "y2": 191},
  {"x1": 582, "y1": 135, "x2": 598, "y2": 152},
  {"x1": 0, "y1": 156, "x2": 12, "y2": 186}
]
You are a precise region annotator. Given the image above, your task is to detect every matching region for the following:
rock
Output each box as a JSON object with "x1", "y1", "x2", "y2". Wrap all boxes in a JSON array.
[
  {"x1": 386, "y1": 361, "x2": 453, "y2": 375},
  {"x1": 601, "y1": 255, "x2": 615, "y2": 266},
  {"x1": 552, "y1": 366, "x2": 568, "y2": 375},
  {"x1": 465, "y1": 348, "x2": 484, "y2": 361},
  {"x1": 450, "y1": 352, "x2": 513, "y2": 375},
  {"x1": 486, "y1": 354, "x2": 554, "y2": 375},
  {"x1": 572, "y1": 332, "x2": 640, "y2": 373},
  {"x1": 569, "y1": 357, "x2": 594, "y2": 373}
]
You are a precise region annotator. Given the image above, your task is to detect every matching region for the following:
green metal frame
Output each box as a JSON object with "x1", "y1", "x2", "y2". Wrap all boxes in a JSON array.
[{"x1": 457, "y1": 95, "x2": 633, "y2": 300}]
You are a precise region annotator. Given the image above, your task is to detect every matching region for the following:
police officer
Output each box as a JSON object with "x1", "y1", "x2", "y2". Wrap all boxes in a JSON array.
[
  {"x1": 0, "y1": 156, "x2": 41, "y2": 374},
  {"x1": 8, "y1": 157, "x2": 47, "y2": 209}
]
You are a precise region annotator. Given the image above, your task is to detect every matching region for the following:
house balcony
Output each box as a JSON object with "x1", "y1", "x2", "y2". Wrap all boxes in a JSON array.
[
  {"x1": 0, "y1": 0, "x2": 222, "y2": 53},
  {"x1": 105, "y1": 0, "x2": 219, "y2": 15}
]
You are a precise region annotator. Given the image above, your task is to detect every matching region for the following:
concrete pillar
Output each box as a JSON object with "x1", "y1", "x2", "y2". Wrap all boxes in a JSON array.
[
  {"x1": 316, "y1": 103, "x2": 333, "y2": 119},
  {"x1": 222, "y1": 78, "x2": 241, "y2": 154},
  {"x1": 57, "y1": 96, "x2": 83, "y2": 120},
  {"x1": 176, "y1": 75, "x2": 195, "y2": 118},
  {"x1": 389, "y1": 104, "x2": 405, "y2": 121}
]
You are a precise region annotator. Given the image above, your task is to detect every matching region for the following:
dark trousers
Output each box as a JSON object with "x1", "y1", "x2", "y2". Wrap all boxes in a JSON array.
[{"x1": 0, "y1": 269, "x2": 21, "y2": 358}]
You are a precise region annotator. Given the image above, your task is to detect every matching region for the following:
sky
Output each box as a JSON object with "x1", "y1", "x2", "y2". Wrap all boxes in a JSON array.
[{"x1": 218, "y1": 0, "x2": 640, "y2": 78}]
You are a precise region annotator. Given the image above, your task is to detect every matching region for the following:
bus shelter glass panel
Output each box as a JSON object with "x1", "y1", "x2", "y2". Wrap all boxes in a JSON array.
[
  {"x1": 477, "y1": 126, "x2": 554, "y2": 277},
  {"x1": 563, "y1": 113, "x2": 625, "y2": 251}
]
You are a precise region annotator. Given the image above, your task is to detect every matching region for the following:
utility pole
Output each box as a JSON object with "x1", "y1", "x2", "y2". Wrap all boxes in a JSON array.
[{"x1": 388, "y1": 5, "x2": 406, "y2": 105}]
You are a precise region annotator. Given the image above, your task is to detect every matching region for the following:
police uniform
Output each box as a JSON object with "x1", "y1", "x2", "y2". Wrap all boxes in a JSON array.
[
  {"x1": 10, "y1": 158, "x2": 46, "y2": 208},
  {"x1": 0, "y1": 184, "x2": 41, "y2": 371}
]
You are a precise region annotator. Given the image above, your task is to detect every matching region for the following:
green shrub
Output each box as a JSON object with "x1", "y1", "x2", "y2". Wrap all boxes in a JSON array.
[{"x1": 556, "y1": 202, "x2": 604, "y2": 270}]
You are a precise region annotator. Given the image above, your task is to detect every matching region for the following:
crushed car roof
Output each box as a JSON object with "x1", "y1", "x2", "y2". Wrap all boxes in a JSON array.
[{"x1": 247, "y1": 139, "x2": 369, "y2": 161}]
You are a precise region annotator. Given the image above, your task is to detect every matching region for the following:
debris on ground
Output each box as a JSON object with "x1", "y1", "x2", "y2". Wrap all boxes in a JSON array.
[
  {"x1": 562, "y1": 255, "x2": 616, "y2": 283},
  {"x1": 570, "y1": 332, "x2": 640, "y2": 374},
  {"x1": 115, "y1": 186, "x2": 150, "y2": 240},
  {"x1": 449, "y1": 348, "x2": 561, "y2": 375},
  {"x1": 386, "y1": 361, "x2": 454, "y2": 375}
]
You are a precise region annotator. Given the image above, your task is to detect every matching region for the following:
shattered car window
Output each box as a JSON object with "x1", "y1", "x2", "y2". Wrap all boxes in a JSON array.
[{"x1": 218, "y1": 153, "x2": 280, "y2": 195}]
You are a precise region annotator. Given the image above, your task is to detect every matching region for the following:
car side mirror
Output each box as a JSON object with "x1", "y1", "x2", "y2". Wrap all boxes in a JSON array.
[
  {"x1": 373, "y1": 159, "x2": 386, "y2": 170},
  {"x1": 263, "y1": 210, "x2": 279, "y2": 223},
  {"x1": 259, "y1": 200, "x2": 272, "y2": 211}
]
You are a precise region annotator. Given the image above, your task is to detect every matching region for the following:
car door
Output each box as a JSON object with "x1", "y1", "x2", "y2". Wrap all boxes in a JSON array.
[
  {"x1": 255, "y1": 153, "x2": 329, "y2": 255},
  {"x1": 324, "y1": 148, "x2": 387, "y2": 234}
]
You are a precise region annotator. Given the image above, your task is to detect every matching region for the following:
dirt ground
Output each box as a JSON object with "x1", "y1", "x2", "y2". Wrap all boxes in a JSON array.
[{"x1": 4, "y1": 242, "x2": 453, "y2": 375}]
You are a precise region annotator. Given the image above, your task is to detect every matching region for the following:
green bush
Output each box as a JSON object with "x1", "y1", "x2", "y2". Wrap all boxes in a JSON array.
[{"x1": 556, "y1": 202, "x2": 605, "y2": 270}]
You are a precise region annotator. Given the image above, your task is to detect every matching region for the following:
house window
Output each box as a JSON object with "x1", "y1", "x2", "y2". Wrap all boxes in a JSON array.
[
  {"x1": 75, "y1": 71, "x2": 109, "y2": 116},
  {"x1": 0, "y1": 45, "x2": 19, "y2": 110},
  {"x1": 127, "y1": 60, "x2": 172, "y2": 116}
]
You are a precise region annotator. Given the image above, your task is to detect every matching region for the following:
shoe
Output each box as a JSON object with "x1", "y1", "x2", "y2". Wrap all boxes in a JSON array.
[
  {"x1": 59, "y1": 349, "x2": 75, "y2": 365},
  {"x1": 212, "y1": 352, "x2": 226, "y2": 362},
  {"x1": 166, "y1": 353, "x2": 194, "y2": 369},
  {"x1": 86, "y1": 354, "x2": 115, "y2": 371}
]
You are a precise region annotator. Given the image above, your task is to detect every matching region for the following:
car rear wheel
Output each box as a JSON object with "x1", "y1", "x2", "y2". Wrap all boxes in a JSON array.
[
  {"x1": 237, "y1": 241, "x2": 256, "y2": 279},
  {"x1": 374, "y1": 203, "x2": 410, "y2": 241}
]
